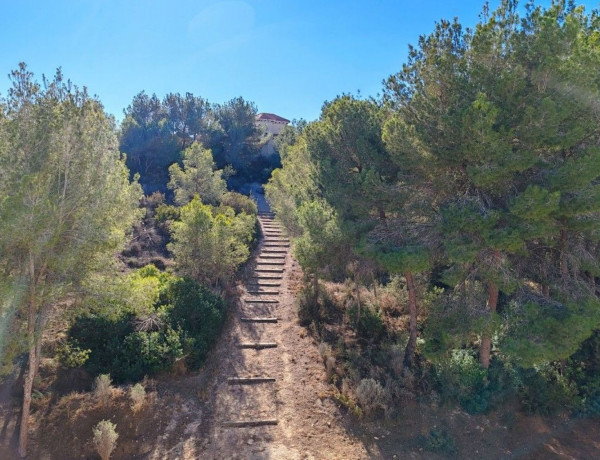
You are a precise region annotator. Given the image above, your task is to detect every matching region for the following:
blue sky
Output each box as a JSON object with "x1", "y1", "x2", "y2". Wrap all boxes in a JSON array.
[{"x1": 1, "y1": 0, "x2": 598, "y2": 123}]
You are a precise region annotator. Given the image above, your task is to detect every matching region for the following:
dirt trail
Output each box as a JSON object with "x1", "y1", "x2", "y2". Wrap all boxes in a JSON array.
[{"x1": 194, "y1": 212, "x2": 371, "y2": 459}]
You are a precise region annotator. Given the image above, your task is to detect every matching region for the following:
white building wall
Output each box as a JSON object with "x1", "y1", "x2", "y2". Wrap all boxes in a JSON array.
[{"x1": 257, "y1": 119, "x2": 287, "y2": 136}]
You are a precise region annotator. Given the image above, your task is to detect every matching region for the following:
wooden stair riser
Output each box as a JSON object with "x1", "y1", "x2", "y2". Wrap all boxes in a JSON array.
[
  {"x1": 237, "y1": 343, "x2": 277, "y2": 349},
  {"x1": 244, "y1": 298, "x2": 279, "y2": 303},
  {"x1": 227, "y1": 377, "x2": 276, "y2": 384},
  {"x1": 240, "y1": 317, "x2": 278, "y2": 323},
  {"x1": 222, "y1": 420, "x2": 278, "y2": 428}
]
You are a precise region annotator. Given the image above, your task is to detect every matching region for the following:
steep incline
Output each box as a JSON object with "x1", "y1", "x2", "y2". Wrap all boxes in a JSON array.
[{"x1": 197, "y1": 212, "x2": 369, "y2": 459}]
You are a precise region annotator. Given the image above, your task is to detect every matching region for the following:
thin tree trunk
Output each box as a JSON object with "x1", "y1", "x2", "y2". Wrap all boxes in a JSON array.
[
  {"x1": 372, "y1": 273, "x2": 378, "y2": 301},
  {"x1": 19, "y1": 254, "x2": 37, "y2": 457},
  {"x1": 479, "y1": 281, "x2": 499, "y2": 369},
  {"x1": 355, "y1": 280, "x2": 361, "y2": 324},
  {"x1": 559, "y1": 228, "x2": 568, "y2": 277},
  {"x1": 542, "y1": 284, "x2": 550, "y2": 298},
  {"x1": 19, "y1": 345, "x2": 36, "y2": 458},
  {"x1": 313, "y1": 273, "x2": 319, "y2": 304},
  {"x1": 403, "y1": 271, "x2": 418, "y2": 368}
]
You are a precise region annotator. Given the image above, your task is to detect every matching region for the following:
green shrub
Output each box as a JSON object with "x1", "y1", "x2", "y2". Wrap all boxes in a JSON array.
[
  {"x1": 348, "y1": 305, "x2": 385, "y2": 341},
  {"x1": 57, "y1": 341, "x2": 90, "y2": 368},
  {"x1": 69, "y1": 312, "x2": 183, "y2": 383},
  {"x1": 567, "y1": 329, "x2": 600, "y2": 417},
  {"x1": 119, "y1": 327, "x2": 183, "y2": 380},
  {"x1": 219, "y1": 191, "x2": 258, "y2": 215},
  {"x1": 297, "y1": 283, "x2": 338, "y2": 326},
  {"x1": 66, "y1": 266, "x2": 226, "y2": 382},
  {"x1": 155, "y1": 204, "x2": 180, "y2": 222},
  {"x1": 168, "y1": 198, "x2": 255, "y2": 286},
  {"x1": 421, "y1": 428, "x2": 457, "y2": 456},
  {"x1": 519, "y1": 364, "x2": 581, "y2": 415},
  {"x1": 68, "y1": 312, "x2": 135, "y2": 380},
  {"x1": 435, "y1": 349, "x2": 490, "y2": 414},
  {"x1": 162, "y1": 277, "x2": 227, "y2": 369}
]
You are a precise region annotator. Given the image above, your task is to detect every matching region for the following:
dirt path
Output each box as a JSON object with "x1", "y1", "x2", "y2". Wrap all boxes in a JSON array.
[{"x1": 194, "y1": 212, "x2": 371, "y2": 459}]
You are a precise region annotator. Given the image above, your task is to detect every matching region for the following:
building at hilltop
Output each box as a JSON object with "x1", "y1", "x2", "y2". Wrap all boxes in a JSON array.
[{"x1": 255, "y1": 112, "x2": 290, "y2": 156}]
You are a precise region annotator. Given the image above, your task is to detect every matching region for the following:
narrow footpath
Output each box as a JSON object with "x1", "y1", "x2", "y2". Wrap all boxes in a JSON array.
[{"x1": 197, "y1": 210, "x2": 370, "y2": 459}]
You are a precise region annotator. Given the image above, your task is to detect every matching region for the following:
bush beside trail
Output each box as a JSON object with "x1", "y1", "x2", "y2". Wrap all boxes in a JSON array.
[{"x1": 65, "y1": 265, "x2": 227, "y2": 383}]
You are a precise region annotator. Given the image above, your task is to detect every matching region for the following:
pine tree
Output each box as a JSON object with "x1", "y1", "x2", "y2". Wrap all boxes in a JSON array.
[{"x1": 0, "y1": 64, "x2": 141, "y2": 456}]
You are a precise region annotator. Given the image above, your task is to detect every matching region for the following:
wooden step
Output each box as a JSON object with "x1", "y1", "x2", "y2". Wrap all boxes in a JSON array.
[
  {"x1": 222, "y1": 419, "x2": 278, "y2": 428},
  {"x1": 259, "y1": 254, "x2": 286, "y2": 259},
  {"x1": 248, "y1": 281, "x2": 281, "y2": 287},
  {"x1": 227, "y1": 377, "x2": 276, "y2": 384},
  {"x1": 251, "y1": 275, "x2": 283, "y2": 280},
  {"x1": 237, "y1": 342, "x2": 278, "y2": 349},
  {"x1": 263, "y1": 244, "x2": 290, "y2": 248},
  {"x1": 244, "y1": 298, "x2": 279, "y2": 303},
  {"x1": 240, "y1": 317, "x2": 278, "y2": 323},
  {"x1": 257, "y1": 261, "x2": 285, "y2": 266},
  {"x1": 262, "y1": 249, "x2": 287, "y2": 254},
  {"x1": 246, "y1": 290, "x2": 279, "y2": 295},
  {"x1": 255, "y1": 268, "x2": 284, "y2": 273}
]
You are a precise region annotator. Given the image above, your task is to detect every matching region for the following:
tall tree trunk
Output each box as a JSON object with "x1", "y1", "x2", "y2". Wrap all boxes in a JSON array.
[
  {"x1": 19, "y1": 344, "x2": 37, "y2": 458},
  {"x1": 313, "y1": 273, "x2": 319, "y2": 304},
  {"x1": 19, "y1": 255, "x2": 37, "y2": 458},
  {"x1": 479, "y1": 281, "x2": 499, "y2": 369},
  {"x1": 403, "y1": 271, "x2": 418, "y2": 368}
]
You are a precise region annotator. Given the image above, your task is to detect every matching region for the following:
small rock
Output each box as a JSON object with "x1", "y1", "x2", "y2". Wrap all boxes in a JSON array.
[{"x1": 247, "y1": 438, "x2": 254, "y2": 445}]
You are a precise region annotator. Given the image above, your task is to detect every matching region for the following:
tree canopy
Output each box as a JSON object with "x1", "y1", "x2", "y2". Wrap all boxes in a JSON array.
[{"x1": 268, "y1": 0, "x2": 600, "y2": 378}]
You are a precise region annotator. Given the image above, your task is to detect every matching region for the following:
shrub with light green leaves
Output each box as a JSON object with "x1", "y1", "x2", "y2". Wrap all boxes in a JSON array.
[{"x1": 93, "y1": 420, "x2": 118, "y2": 460}]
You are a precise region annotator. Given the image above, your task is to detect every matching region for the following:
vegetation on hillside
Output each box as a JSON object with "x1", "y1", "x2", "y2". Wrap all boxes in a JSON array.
[
  {"x1": 266, "y1": 0, "x2": 600, "y2": 419},
  {"x1": 120, "y1": 92, "x2": 281, "y2": 195},
  {"x1": 2, "y1": 0, "x2": 600, "y2": 457},
  {"x1": 0, "y1": 64, "x2": 142, "y2": 456},
  {"x1": 0, "y1": 65, "x2": 260, "y2": 456},
  {"x1": 65, "y1": 265, "x2": 227, "y2": 383}
]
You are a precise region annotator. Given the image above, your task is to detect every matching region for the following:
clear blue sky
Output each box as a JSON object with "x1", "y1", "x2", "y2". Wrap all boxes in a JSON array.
[{"x1": 1, "y1": 0, "x2": 598, "y2": 123}]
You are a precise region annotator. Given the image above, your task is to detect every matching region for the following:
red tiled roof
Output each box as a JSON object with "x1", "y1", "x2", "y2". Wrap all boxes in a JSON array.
[{"x1": 256, "y1": 112, "x2": 290, "y2": 123}]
